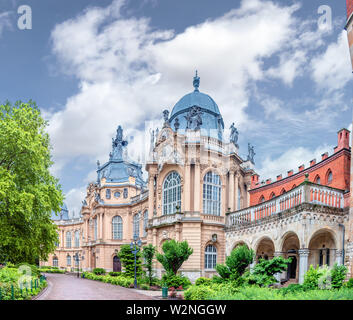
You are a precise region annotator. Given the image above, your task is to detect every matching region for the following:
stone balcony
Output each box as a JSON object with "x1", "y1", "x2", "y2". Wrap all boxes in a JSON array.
[
  {"x1": 226, "y1": 182, "x2": 345, "y2": 231},
  {"x1": 148, "y1": 212, "x2": 225, "y2": 229}
]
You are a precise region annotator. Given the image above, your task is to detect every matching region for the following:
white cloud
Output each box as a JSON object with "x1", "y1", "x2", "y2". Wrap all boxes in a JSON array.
[
  {"x1": 257, "y1": 144, "x2": 333, "y2": 182},
  {"x1": 311, "y1": 30, "x2": 352, "y2": 92},
  {"x1": 64, "y1": 187, "x2": 86, "y2": 218}
]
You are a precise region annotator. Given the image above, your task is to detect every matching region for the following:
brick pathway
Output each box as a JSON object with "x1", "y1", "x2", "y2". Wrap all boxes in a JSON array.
[{"x1": 37, "y1": 273, "x2": 158, "y2": 300}]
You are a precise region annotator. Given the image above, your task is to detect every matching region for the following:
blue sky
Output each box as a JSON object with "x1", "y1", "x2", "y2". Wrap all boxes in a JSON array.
[{"x1": 0, "y1": 0, "x2": 352, "y2": 215}]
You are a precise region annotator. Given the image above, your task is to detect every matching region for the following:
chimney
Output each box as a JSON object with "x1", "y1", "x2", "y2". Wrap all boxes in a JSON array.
[
  {"x1": 287, "y1": 170, "x2": 293, "y2": 177},
  {"x1": 276, "y1": 174, "x2": 282, "y2": 181},
  {"x1": 336, "y1": 128, "x2": 350, "y2": 152},
  {"x1": 321, "y1": 152, "x2": 328, "y2": 161},
  {"x1": 251, "y1": 174, "x2": 259, "y2": 189},
  {"x1": 266, "y1": 179, "x2": 272, "y2": 185},
  {"x1": 310, "y1": 159, "x2": 316, "y2": 166},
  {"x1": 298, "y1": 164, "x2": 304, "y2": 172}
]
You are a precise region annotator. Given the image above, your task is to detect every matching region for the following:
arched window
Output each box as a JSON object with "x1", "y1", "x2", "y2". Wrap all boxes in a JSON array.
[
  {"x1": 237, "y1": 187, "x2": 241, "y2": 210},
  {"x1": 163, "y1": 171, "x2": 181, "y2": 215},
  {"x1": 259, "y1": 195, "x2": 265, "y2": 204},
  {"x1": 326, "y1": 170, "x2": 333, "y2": 184},
  {"x1": 74, "y1": 230, "x2": 80, "y2": 247},
  {"x1": 292, "y1": 184, "x2": 296, "y2": 190},
  {"x1": 204, "y1": 245, "x2": 217, "y2": 269},
  {"x1": 106, "y1": 189, "x2": 111, "y2": 199},
  {"x1": 67, "y1": 255, "x2": 71, "y2": 266},
  {"x1": 203, "y1": 171, "x2": 222, "y2": 216},
  {"x1": 133, "y1": 213, "x2": 140, "y2": 239},
  {"x1": 66, "y1": 231, "x2": 71, "y2": 248},
  {"x1": 74, "y1": 255, "x2": 79, "y2": 267},
  {"x1": 270, "y1": 192, "x2": 276, "y2": 199},
  {"x1": 112, "y1": 216, "x2": 123, "y2": 240},
  {"x1": 53, "y1": 256, "x2": 58, "y2": 267},
  {"x1": 280, "y1": 188, "x2": 286, "y2": 195},
  {"x1": 143, "y1": 211, "x2": 148, "y2": 237},
  {"x1": 314, "y1": 175, "x2": 321, "y2": 184}
]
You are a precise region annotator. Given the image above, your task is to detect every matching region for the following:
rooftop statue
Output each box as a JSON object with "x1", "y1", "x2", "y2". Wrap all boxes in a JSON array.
[
  {"x1": 163, "y1": 109, "x2": 170, "y2": 128},
  {"x1": 230, "y1": 123, "x2": 239, "y2": 147},
  {"x1": 247, "y1": 143, "x2": 256, "y2": 164},
  {"x1": 111, "y1": 125, "x2": 128, "y2": 161}
]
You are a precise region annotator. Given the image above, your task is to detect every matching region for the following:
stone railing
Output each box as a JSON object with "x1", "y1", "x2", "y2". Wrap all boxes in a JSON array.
[
  {"x1": 226, "y1": 182, "x2": 344, "y2": 228},
  {"x1": 130, "y1": 190, "x2": 149, "y2": 204},
  {"x1": 149, "y1": 212, "x2": 225, "y2": 228}
]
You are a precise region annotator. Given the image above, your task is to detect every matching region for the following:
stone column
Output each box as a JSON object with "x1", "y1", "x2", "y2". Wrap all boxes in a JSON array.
[
  {"x1": 100, "y1": 213, "x2": 104, "y2": 241},
  {"x1": 184, "y1": 164, "x2": 191, "y2": 212},
  {"x1": 97, "y1": 213, "x2": 101, "y2": 240},
  {"x1": 194, "y1": 162, "x2": 201, "y2": 212},
  {"x1": 148, "y1": 175, "x2": 155, "y2": 218},
  {"x1": 298, "y1": 249, "x2": 310, "y2": 284},
  {"x1": 229, "y1": 170, "x2": 235, "y2": 211},
  {"x1": 235, "y1": 173, "x2": 239, "y2": 210},
  {"x1": 336, "y1": 249, "x2": 343, "y2": 266}
]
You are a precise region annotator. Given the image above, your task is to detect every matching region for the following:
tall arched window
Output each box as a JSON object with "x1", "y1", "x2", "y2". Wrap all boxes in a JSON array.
[
  {"x1": 270, "y1": 192, "x2": 276, "y2": 199},
  {"x1": 259, "y1": 195, "x2": 265, "y2": 204},
  {"x1": 74, "y1": 230, "x2": 80, "y2": 247},
  {"x1": 66, "y1": 231, "x2": 71, "y2": 248},
  {"x1": 280, "y1": 188, "x2": 286, "y2": 195},
  {"x1": 163, "y1": 171, "x2": 181, "y2": 215},
  {"x1": 143, "y1": 211, "x2": 148, "y2": 237},
  {"x1": 53, "y1": 256, "x2": 58, "y2": 267},
  {"x1": 133, "y1": 213, "x2": 140, "y2": 239},
  {"x1": 204, "y1": 245, "x2": 217, "y2": 269},
  {"x1": 326, "y1": 170, "x2": 333, "y2": 184},
  {"x1": 203, "y1": 171, "x2": 221, "y2": 216},
  {"x1": 67, "y1": 255, "x2": 71, "y2": 266},
  {"x1": 112, "y1": 216, "x2": 123, "y2": 240}
]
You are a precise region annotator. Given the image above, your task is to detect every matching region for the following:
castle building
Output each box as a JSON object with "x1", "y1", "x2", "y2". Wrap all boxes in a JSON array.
[{"x1": 41, "y1": 72, "x2": 353, "y2": 284}]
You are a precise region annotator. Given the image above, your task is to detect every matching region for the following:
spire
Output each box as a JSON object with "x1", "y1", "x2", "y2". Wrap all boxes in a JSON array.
[{"x1": 193, "y1": 70, "x2": 200, "y2": 92}]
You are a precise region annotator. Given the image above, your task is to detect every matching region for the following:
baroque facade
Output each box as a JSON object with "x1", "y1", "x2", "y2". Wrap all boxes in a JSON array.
[{"x1": 41, "y1": 73, "x2": 353, "y2": 284}]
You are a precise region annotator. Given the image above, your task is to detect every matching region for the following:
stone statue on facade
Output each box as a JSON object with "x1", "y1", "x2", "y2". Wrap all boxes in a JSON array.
[
  {"x1": 163, "y1": 109, "x2": 170, "y2": 128},
  {"x1": 230, "y1": 123, "x2": 239, "y2": 147},
  {"x1": 174, "y1": 117, "x2": 180, "y2": 131},
  {"x1": 247, "y1": 143, "x2": 256, "y2": 164},
  {"x1": 185, "y1": 105, "x2": 203, "y2": 130}
]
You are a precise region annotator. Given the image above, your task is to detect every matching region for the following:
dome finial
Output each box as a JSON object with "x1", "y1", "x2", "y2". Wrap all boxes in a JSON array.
[{"x1": 193, "y1": 70, "x2": 200, "y2": 92}]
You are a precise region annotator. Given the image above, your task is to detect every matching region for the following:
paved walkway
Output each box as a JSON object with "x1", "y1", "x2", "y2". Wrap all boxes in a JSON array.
[{"x1": 37, "y1": 273, "x2": 159, "y2": 300}]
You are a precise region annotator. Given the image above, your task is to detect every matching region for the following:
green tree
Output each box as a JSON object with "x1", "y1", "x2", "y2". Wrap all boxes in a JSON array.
[
  {"x1": 118, "y1": 244, "x2": 143, "y2": 277},
  {"x1": 330, "y1": 263, "x2": 347, "y2": 289},
  {"x1": 156, "y1": 240, "x2": 193, "y2": 276},
  {"x1": 0, "y1": 101, "x2": 63, "y2": 264},
  {"x1": 249, "y1": 256, "x2": 291, "y2": 286},
  {"x1": 142, "y1": 244, "x2": 156, "y2": 285},
  {"x1": 216, "y1": 245, "x2": 255, "y2": 280}
]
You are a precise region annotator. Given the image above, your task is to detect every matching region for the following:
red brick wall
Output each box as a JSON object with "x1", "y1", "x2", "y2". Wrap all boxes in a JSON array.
[
  {"x1": 348, "y1": 0, "x2": 353, "y2": 19},
  {"x1": 249, "y1": 149, "x2": 351, "y2": 206}
]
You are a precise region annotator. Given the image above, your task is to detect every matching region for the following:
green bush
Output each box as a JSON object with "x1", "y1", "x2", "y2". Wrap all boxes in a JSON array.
[
  {"x1": 108, "y1": 271, "x2": 122, "y2": 277},
  {"x1": 118, "y1": 245, "x2": 143, "y2": 278},
  {"x1": 15, "y1": 263, "x2": 40, "y2": 277},
  {"x1": 161, "y1": 274, "x2": 191, "y2": 289},
  {"x1": 195, "y1": 277, "x2": 212, "y2": 286},
  {"x1": 279, "y1": 284, "x2": 304, "y2": 295},
  {"x1": 93, "y1": 268, "x2": 106, "y2": 275},
  {"x1": 215, "y1": 245, "x2": 254, "y2": 281},
  {"x1": 140, "y1": 284, "x2": 150, "y2": 290},
  {"x1": 303, "y1": 265, "x2": 320, "y2": 289},
  {"x1": 211, "y1": 275, "x2": 225, "y2": 284},
  {"x1": 184, "y1": 286, "x2": 216, "y2": 300},
  {"x1": 331, "y1": 263, "x2": 347, "y2": 289},
  {"x1": 345, "y1": 278, "x2": 353, "y2": 289}
]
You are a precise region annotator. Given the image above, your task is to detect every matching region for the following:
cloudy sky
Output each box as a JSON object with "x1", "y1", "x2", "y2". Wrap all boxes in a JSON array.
[{"x1": 0, "y1": 0, "x2": 352, "y2": 216}]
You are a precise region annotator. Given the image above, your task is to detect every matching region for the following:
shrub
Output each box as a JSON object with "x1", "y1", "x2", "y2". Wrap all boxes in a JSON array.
[
  {"x1": 303, "y1": 265, "x2": 320, "y2": 289},
  {"x1": 140, "y1": 284, "x2": 149, "y2": 290},
  {"x1": 93, "y1": 268, "x2": 106, "y2": 275},
  {"x1": 211, "y1": 275, "x2": 224, "y2": 284},
  {"x1": 331, "y1": 263, "x2": 347, "y2": 289},
  {"x1": 161, "y1": 274, "x2": 192, "y2": 289},
  {"x1": 118, "y1": 244, "x2": 143, "y2": 278},
  {"x1": 184, "y1": 286, "x2": 216, "y2": 300},
  {"x1": 249, "y1": 256, "x2": 291, "y2": 287},
  {"x1": 156, "y1": 240, "x2": 193, "y2": 276},
  {"x1": 142, "y1": 244, "x2": 156, "y2": 286},
  {"x1": 195, "y1": 277, "x2": 212, "y2": 286},
  {"x1": 108, "y1": 271, "x2": 122, "y2": 277},
  {"x1": 15, "y1": 263, "x2": 40, "y2": 277},
  {"x1": 215, "y1": 245, "x2": 254, "y2": 281},
  {"x1": 279, "y1": 284, "x2": 304, "y2": 295},
  {"x1": 345, "y1": 278, "x2": 353, "y2": 289}
]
